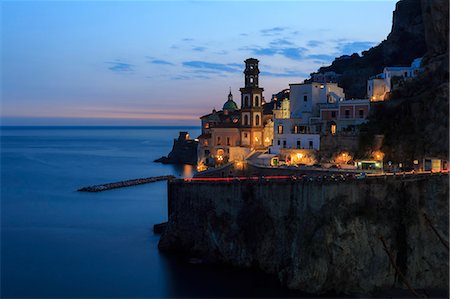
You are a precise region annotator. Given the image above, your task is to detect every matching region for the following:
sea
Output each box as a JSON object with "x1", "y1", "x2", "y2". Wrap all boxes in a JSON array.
[{"x1": 1, "y1": 126, "x2": 316, "y2": 298}]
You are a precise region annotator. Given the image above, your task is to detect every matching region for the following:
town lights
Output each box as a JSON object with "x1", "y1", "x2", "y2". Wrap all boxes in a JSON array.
[{"x1": 297, "y1": 153, "x2": 303, "y2": 159}]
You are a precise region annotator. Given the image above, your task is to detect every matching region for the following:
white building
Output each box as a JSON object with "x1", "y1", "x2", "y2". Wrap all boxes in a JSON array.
[
  {"x1": 271, "y1": 82, "x2": 344, "y2": 154},
  {"x1": 367, "y1": 57, "x2": 423, "y2": 101}
]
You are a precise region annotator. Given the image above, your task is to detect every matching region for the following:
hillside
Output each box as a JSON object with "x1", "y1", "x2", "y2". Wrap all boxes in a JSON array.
[{"x1": 314, "y1": 0, "x2": 427, "y2": 99}]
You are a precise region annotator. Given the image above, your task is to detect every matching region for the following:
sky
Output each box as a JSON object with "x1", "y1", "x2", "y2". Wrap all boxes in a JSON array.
[{"x1": 1, "y1": 0, "x2": 397, "y2": 126}]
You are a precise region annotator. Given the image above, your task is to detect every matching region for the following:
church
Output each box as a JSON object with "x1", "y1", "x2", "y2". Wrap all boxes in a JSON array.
[{"x1": 198, "y1": 58, "x2": 274, "y2": 166}]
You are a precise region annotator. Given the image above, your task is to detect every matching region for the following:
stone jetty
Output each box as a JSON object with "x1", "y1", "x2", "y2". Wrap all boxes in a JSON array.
[{"x1": 77, "y1": 175, "x2": 175, "y2": 192}]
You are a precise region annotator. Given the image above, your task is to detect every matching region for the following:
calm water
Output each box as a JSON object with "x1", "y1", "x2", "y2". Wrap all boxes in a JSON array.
[{"x1": 1, "y1": 126, "x2": 311, "y2": 298}]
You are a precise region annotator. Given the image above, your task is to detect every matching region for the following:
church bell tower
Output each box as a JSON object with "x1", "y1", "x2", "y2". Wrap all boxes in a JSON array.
[{"x1": 239, "y1": 58, "x2": 264, "y2": 148}]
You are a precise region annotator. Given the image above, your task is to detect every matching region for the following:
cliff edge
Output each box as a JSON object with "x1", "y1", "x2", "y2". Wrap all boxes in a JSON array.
[{"x1": 159, "y1": 175, "x2": 449, "y2": 294}]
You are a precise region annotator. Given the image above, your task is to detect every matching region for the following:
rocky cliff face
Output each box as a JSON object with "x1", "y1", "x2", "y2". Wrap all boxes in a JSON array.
[
  {"x1": 362, "y1": 0, "x2": 449, "y2": 163},
  {"x1": 159, "y1": 175, "x2": 449, "y2": 294},
  {"x1": 315, "y1": 0, "x2": 427, "y2": 98}
]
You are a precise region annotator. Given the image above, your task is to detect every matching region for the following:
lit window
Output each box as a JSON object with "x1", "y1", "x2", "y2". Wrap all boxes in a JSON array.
[
  {"x1": 331, "y1": 124, "x2": 336, "y2": 135},
  {"x1": 277, "y1": 125, "x2": 284, "y2": 134},
  {"x1": 294, "y1": 125, "x2": 299, "y2": 134}
]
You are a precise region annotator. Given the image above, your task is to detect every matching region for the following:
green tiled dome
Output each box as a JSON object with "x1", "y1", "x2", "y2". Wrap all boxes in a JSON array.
[{"x1": 223, "y1": 99, "x2": 238, "y2": 111}]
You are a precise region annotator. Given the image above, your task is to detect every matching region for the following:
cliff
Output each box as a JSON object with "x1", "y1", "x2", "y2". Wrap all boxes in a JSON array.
[
  {"x1": 313, "y1": 0, "x2": 427, "y2": 98},
  {"x1": 360, "y1": 0, "x2": 449, "y2": 164},
  {"x1": 159, "y1": 174, "x2": 449, "y2": 294},
  {"x1": 155, "y1": 131, "x2": 198, "y2": 165}
]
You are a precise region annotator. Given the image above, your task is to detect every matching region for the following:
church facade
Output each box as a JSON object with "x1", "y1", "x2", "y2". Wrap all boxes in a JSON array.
[{"x1": 198, "y1": 58, "x2": 273, "y2": 166}]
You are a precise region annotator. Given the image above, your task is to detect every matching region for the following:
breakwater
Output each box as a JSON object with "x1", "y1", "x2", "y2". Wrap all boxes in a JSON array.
[
  {"x1": 78, "y1": 175, "x2": 175, "y2": 192},
  {"x1": 159, "y1": 173, "x2": 449, "y2": 294}
]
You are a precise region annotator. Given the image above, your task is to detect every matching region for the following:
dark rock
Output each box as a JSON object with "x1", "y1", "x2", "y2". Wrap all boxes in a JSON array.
[
  {"x1": 153, "y1": 222, "x2": 167, "y2": 234},
  {"x1": 159, "y1": 175, "x2": 449, "y2": 294},
  {"x1": 155, "y1": 131, "x2": 198, "y2": 165}
]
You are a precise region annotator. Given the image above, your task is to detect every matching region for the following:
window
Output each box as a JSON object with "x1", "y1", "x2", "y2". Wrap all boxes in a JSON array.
[
  {"x1": 309, "y1": 141, "x2": 313, "y2": 149},
  {"x1": 217, "y1": 137, "x2": 221, "y2": 145},
  {"x1": 255, "y1": 96, "x2": 259, "y2": 107},
  {"x1": 345, "y1": 109, "x2": 350, "y2": 118},
  {"x1": 277, "y1": 125, "x2": 284, "y2": 134},
  {"x1": 226, "y1": 137, "x2": 230, "y2": 146},
  {"x1": 255, "y1": 114, "x2": 260, "y2": 126},
  {"x1": 296, "y1": 140, "x2": 301, "y2": 149},
  {"x1": 294, "y1": 125, "x2": 299, "y2": 134},
  {"x1": 250, "y1": 77, "x2": 254, "y2": 83},
  {"x1": 359, "y1": 109, "x2": 364, "y2": 118},
  {"x1": 244, "y1": 96, "x2": 249, "y2": 107},
  {"x1": 282, "y1": 140, "x2": 286, "y2": 148},
  {"x1": 368, "y1": 85, "x2": 371, "y2": 91},
  {"x1": 303, "y1": 95, "x2": 308, "y2": 102},
  {"x1": 331, "y1": 111, "x2": 336, "y2": 118},
  {"x1": 244, "y1": 133, "x2": 248, "y2": 138},
  {"x1": 331, "y1": 124, "x2": 336, "y2": 135},
  {"x1": 277, "y1": 140, "x2": 280, "y2": 146},
  {"x1": 404, "y1": 71, "x2": 408, "y2": 77},
  {"x1": 204, "y1": 123, "x2": 209, "y2": 129},
  {"x1": 244, "y1": 115, "x2": 249, "y2": 126}
]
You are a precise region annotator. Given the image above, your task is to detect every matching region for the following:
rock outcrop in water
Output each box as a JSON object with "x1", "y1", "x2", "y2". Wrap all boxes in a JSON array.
[
  {"x1": 159, "y1": 175, "x2": 449, "y2": 294},
  {"x1": 155, "y1": 131, "x2": 198, "y2": 165}
]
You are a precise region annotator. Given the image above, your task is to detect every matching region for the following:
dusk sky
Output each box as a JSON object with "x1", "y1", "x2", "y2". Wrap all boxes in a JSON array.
[{"x1": 2, "y1": 0, "x2": 397, "y2": 126}]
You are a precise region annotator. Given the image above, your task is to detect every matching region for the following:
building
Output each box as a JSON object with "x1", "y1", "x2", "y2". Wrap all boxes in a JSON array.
[
  {"x1": 198, "y1": 91, "x2": 241, "y2": 166},
  {"x1": 239, "y1": 58, "x2": 266, "y2": 149},
  {"x1": 309, "y1": 71, "x2": 341, "y2": 84},
  {"x1": 271, "y1": 82, "x2": 370, "y2": 158},
  {"x1": 367, "y1": 57, "x2": 423, "y2": 101},
  {"x1": 197, "y1": 58, "x2": 274, "y2": 166}
]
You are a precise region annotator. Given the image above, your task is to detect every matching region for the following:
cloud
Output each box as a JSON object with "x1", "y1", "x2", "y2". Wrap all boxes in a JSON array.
[
  {"x1": 338, "y1": 41, "x2": 377, "y2": 55},
  {"x1": 280, "y1": 47, "x2": 307, "y2": 60},
  {"x1": 269, "y1": 38, "x2": 294, "y2": 46},
  {"x1": 182, "y1": 61, "x2": 241, "y2": 73},
  {"x1": 260, "y1": 70, "x2": 309, "y2": 78},
  {"x1": 307, "y1": 40, "x2": 323, "y2": 48},
  {"x1": 306, "y1": 54, "x2": 336, "y2": 61},
  {"x1": 260, "y1": 27, "x2": 287, "y2": 36},
  {"x1": 106, "y1": 61, "x2": 134, "y2": 72},
  {"x1": 149, "y1": 59, "x2": 174, "y2": 66},
  {"x1": 192, "y1": 46, "x2": 207, "y2": 52}
]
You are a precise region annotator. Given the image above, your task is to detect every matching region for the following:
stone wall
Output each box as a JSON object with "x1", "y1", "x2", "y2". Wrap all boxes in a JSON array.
[{"x1": 159, "y1": 174, "x2": 449, "y2": 294}]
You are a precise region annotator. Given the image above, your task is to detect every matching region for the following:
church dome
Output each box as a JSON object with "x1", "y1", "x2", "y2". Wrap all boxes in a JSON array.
[
  {"x1": 223, "y1": 90, "x2": 238, "y2": 111},
  {"x1": 223, "y1": 99, "x2": 238, "y2": 111}
]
